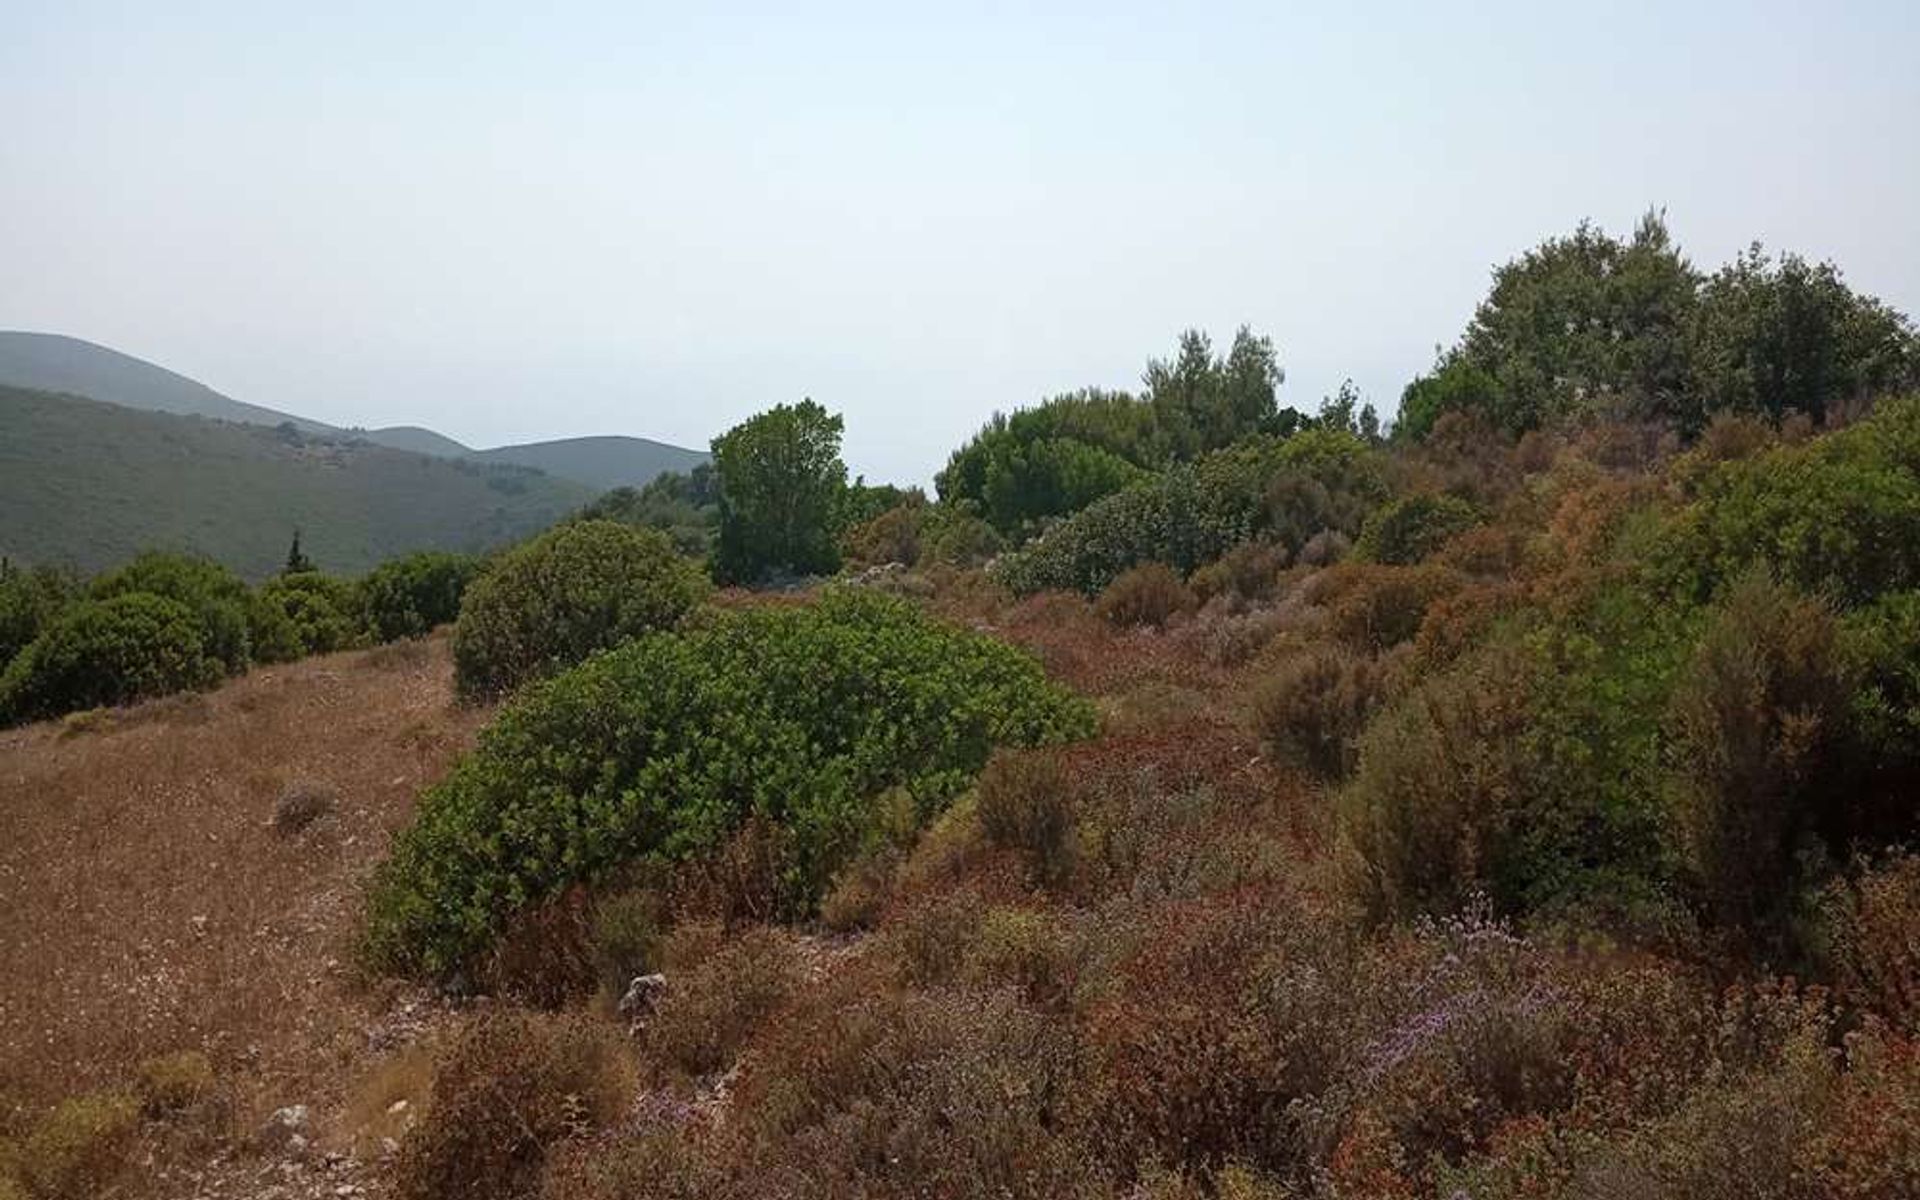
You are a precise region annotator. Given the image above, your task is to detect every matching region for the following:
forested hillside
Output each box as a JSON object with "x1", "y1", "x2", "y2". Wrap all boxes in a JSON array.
[{"x1": 0, "y1": 387, "x2": 594, "y2": 577}]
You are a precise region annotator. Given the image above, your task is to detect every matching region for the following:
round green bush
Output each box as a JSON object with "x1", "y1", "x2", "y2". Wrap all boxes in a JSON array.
[
  {"x1": 355, "y1": 551, "x2": 483, "y2": 642},
  {"x1": 451, "y1": 520, "x2": 709, "y2": 698},
  {"x1": 0, "y1": 593, "x2": 223, "y2": 724},
  {"x1": 365, "y1": 588, "x2": 1095, "y2": 977},
  {"x1": 1354, "y1": 493, "x2": 1480, "y2": 566},
  {"x1": 248, "y1": 572, "x2": 363, "y2": 663},
  {"x1": 89, "y1": 551, "x2": 251, "y2": 674}
]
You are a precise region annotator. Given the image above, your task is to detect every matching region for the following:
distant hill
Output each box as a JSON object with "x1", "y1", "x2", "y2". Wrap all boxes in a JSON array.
[
  {"x1": 360, "y1": 425, "x2": 475, "y2": 457},
  {"x1": 0, "y1": 331, "x2": 332, "y2": 434},
  {"x1": 0, "y1": 386, "x2": 597, "y2": 578},
  {"x1": 0, "y1": 331, "x2": 709, "y2": 490},
  {"x1": 473, "y1": 436, "x2": 709, "y2": 490}
]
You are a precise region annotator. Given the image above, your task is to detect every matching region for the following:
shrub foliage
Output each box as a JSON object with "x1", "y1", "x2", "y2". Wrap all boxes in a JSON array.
[
  {"x1": 451, "y1": 520, "x2": 707, "y2": 698},
  {"x1": 365, "y1": 589, "x2": 1094, "y2": 976}
]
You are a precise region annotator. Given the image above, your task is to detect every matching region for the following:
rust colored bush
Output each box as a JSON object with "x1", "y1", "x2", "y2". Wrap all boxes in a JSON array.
[
  {"x1": 1190, "y1": 541, "x2": 1290, "y2": 606},
  {"x1": 975, "y1": 748, "x2": 1076, "y2": 885},
  {"x1": 721, "y1": 986, "x2": 1088, "y2": 1198},
  {"x1": 1252, "y1": 643, "x2": 1385, "y2": 778},
  {"x1": 396, "y1": 1010, "x2": 635, "y2": 1200},
  {"x1": 1306, "y1": 562, "x2": 1466, "y2": 652},
  {"x1": 1668, "y1": 570, "x2": 1851, "y2": 938},
  {"x1": 1819, "y1": 853, "x2": 1920, "y2": 1032},
  {"x1": 1095, "y1": 563, "x2": 1197, "y2": 629},
  {"x1": 643, "y1": 925, "x2": 800, "y2": 1078}
]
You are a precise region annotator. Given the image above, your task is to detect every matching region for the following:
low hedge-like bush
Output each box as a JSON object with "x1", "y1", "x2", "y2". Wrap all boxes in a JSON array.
[
  {"x1": 364, "y1": 589, "x2": 1095, "y2": 977},
  {"x1": 451, "y1": 521, "x2": 708, "y2": 698},
  {"x1": 996, "y1": 429, "x2": 1387, "y2": 596},
  {"x1": 356, "y1": 551, "x2": 482, "y2": 642},
  {"x1": 0, "y1": 594, "x2": 222, "y2": 725},
  {"x1": 248, "y1": 572, "x2": 363, "y2": 663}
]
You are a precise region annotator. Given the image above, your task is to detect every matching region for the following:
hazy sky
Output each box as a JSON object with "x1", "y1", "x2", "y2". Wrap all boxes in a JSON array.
[{"x1": 4, "y1": 2, "x2": 1917, "y2": 483}]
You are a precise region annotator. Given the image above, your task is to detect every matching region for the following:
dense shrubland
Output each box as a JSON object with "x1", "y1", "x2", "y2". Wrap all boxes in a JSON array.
[
  {"x1": 7, "y1": 213, "x2": 1920, "y2": 1200},
  {"x1": 0, "y1": 543, "x2": 487, "y2": 727},
  {"x1": 345, "y1": 216, "x2": 1920, "y2": 1200}
]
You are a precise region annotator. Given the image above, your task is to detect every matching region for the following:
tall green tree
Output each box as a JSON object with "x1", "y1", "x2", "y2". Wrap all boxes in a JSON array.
[
  {"x1": 1145, "y1": 326, "x2": 1284, "y2": 458},
  {"x1": 712, "y1": 400, "x2": 848, "y2": 583},
  {"x1": 1456, "y1": 211, "x2": 1700, "y2": 432},
  {"x1": 1689, "y1": 244, "x2": 1918, "y2": 426}
]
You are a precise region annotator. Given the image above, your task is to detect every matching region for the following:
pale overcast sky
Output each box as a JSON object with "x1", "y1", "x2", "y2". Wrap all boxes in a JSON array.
[{"x1": 3, "y1": 2, "x2": 1916, "y2": 483}]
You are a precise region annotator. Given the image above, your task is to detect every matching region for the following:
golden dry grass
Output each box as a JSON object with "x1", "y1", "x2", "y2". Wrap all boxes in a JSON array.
[{"x1": 0, "y1": 633, "x2": 486, "y2": 1129}]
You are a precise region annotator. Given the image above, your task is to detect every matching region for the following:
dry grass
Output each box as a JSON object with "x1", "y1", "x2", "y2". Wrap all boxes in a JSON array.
[{"x1": 0, "y1": 631, "x2": 486, "y2": 1134}]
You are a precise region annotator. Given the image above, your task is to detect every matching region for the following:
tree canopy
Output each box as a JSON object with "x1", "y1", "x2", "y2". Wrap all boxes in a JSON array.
[{"x1": 712, "y1": 400, "x2": 848, "y2": 583}]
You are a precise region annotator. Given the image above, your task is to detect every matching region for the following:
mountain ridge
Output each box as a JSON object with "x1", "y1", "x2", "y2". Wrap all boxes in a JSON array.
[{"x1": 0, "y1": 330, "x2": 709, "y2": 490}]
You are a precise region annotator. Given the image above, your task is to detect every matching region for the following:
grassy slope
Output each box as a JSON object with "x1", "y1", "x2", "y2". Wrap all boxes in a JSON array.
[{"x1": 0, "y1": 386, "x2": 596, "y2": 578}]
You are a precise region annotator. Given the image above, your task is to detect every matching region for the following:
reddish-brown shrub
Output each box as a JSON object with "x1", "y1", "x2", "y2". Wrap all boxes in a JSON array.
[
  {"x1": 1819, "y1": 853, "x2": 1920, "y2": 1032},
  {"x1": 1668, "y1": 571, "x2": 1851, "y2": 938},
  {"x1": 1095, "y1": 563, "x2": 1197, "y2": 628},
  {"x1": 1306, "y1": 562, "x2": 1466, "y2": 652},
  {"x1": 722, "y1": 987, "x2": 1088, "y2": 1198},
  {"x1": 396, "y1": 1011, "x2": 635, "y2": 1200},
  {"x1": 643, "y1": 924, "x2": 800, "y2": 1078},
  {"x1": 1253, "y1": 643, "x2": 1385, "y2": 778},
  {"x1": 975, "y1": 748, "x2": 1076, "y2": 885},
  {"x1": 1190, "y1": 541, "x2": 1290, "y2": 606}
]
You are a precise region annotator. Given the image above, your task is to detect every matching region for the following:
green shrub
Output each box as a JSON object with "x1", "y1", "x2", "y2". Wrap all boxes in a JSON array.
[
  {"x1": 1665, "y1": 395, "x2": 1920, "y2": 606},
  {"x1": 248, "y1": 572, "x2": 362, "y2": 663},
  {"x1": 1354, "y1": 492, "x2": 1480, "y2": 565},
  {"x1": 0, "y1": 594, "x2": 222, "y2": 725},
  {"x1": 589, "y1": 890, "x2": 664, "y2": 999},
  {"x1": 0, "y1": 562, "x2": 78, "y2": 671},
  {"x1": 135, "y1": 1051, "x2": 215, "y2": 1115},
  {"x1": 356, "y1": 551, "x2": 482, "y2": 642},
  {"x1": 996, "y1": 429, "x2": 1387, "y2": 596},
  {"x1": 921, "y1": 505, "x2": 1005, "y2": 567},
  {"x1": 16, "y1": 1091, "x2": 139, "y2": 1200},
  {"x1": 89, "y1": 550, "x2": 251, "y2": 674},
  {"x1": 364, "y1": 589, "x2": 1094, "y2": 977},
  {"x1": 1667, "y1": 570, "x2": 1852, "y2": 939},
  {"x1": 451, "y1": 521, "x2": 707, "y2": 698},
  {"x1": 1253, "y1": 643, "x2": 1384, "y2": 778},
  {"x1": 1095, "y1": 562, "x2": 1197, "y2": 628},
  {"x1": 396, "y1": 1011, "x2": 634, "y2": 1200}
]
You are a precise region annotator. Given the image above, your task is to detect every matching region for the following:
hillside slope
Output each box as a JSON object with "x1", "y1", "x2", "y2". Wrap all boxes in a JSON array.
[
  {"x1": 359, "y1": 424, "x2": 473, "y2": 457},
  {"x1": 0, "y1": 331, "x2": 331, "y2": 433},
  {"x1": 0, "y1": 331, "x2": 708, "y2": 490},
  {"x1": 0, "y1": 386, "x2": 595, "y2": 577},
  {"x1": 0, "y1": 636, "x2": 486, "y2": 1198},
  {"x1": 473, "y1": 434, "x2": 709, "y2": 489}
]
